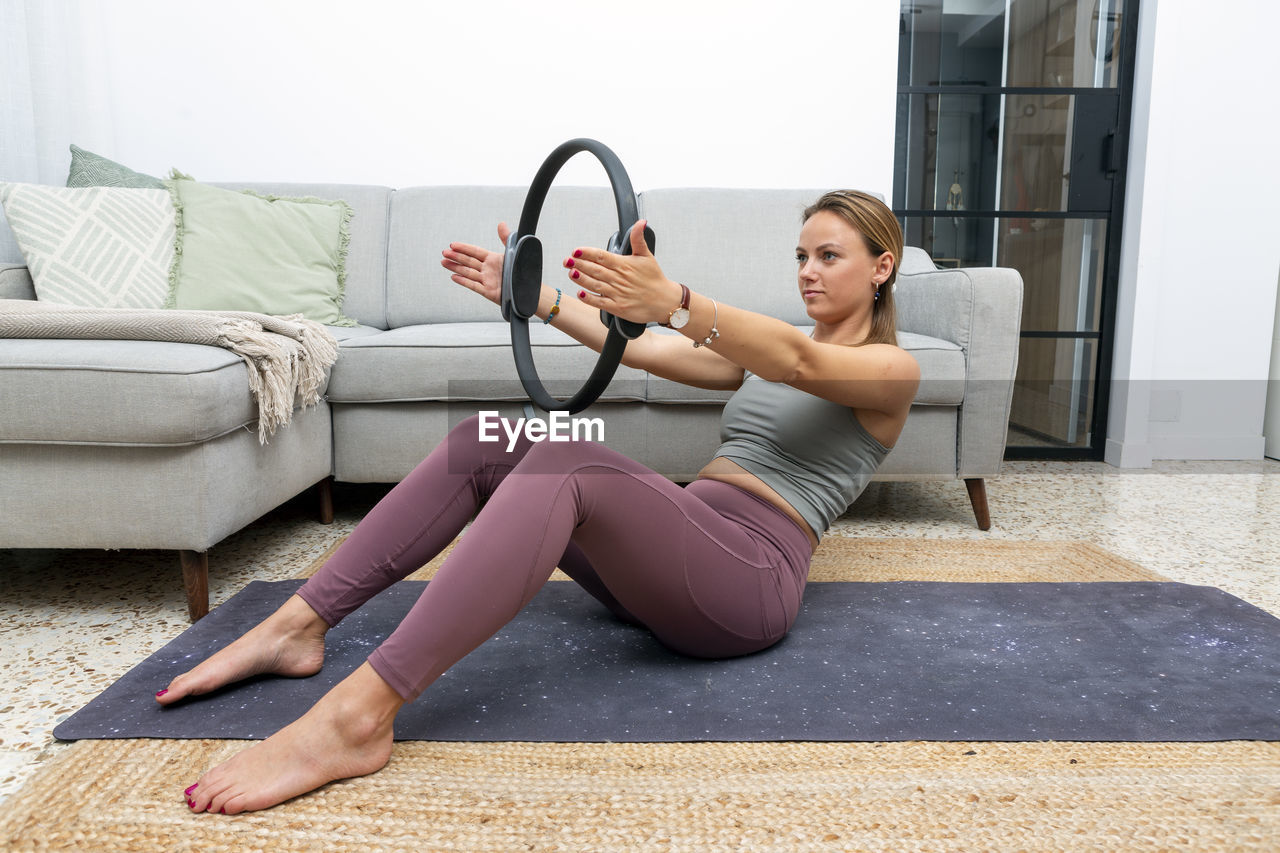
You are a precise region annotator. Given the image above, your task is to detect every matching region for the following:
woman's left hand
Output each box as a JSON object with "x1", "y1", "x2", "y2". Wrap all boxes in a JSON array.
[{"x1": 566, "y1": 220, "x2": 682, "y2": 325}]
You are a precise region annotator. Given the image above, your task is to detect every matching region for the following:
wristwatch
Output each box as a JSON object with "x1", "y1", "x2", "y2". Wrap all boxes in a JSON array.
[{"x1": 664, "y1": 283, "x2": 691, "y2": 329}]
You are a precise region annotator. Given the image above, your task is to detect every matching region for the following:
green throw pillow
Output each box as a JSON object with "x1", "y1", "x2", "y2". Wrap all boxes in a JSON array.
[
  {"x1": 165, "y1": 178, "x2": 356, "y2": 326},
  {"x1": 66, "y1": 145, "x2": 166, "y2": 189}
]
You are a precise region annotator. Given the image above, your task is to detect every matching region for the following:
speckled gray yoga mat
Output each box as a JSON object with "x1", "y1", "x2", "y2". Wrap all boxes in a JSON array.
[{"x1": 54, "y1": 580, "x2": 1280, "y2": 743}]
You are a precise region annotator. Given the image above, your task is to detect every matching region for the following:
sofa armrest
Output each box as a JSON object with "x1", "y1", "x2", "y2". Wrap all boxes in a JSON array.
[
  {"x1": 0, "y1": 264, "x2": 36, "y2": 301},
  {"x1": 895, "y1": 249, "x2": 1024, "y2": 478},
  {"x1": 954, "y1": 265, "x2": 1023, "y2": 477}
]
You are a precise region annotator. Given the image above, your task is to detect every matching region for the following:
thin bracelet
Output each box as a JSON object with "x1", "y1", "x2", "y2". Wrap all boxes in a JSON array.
[
  {"x1": 543, "y1": 288, "x2": 562, "y2": 324},
  {"x1": 693, "y1": 298, "x2": 720, "y2": 348}
]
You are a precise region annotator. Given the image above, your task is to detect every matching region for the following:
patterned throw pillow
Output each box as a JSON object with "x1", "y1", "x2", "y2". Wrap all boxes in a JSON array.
[
  {"x1": 65, "y1": 144, "x2": 166, "y2": 190},
  {"x1": 0, "y1": 183, "x2": 176, "y2": 308}
]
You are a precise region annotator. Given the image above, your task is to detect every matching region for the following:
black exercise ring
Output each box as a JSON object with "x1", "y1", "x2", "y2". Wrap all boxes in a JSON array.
[{"x1": 501, "y1": 138, "x2": 655, "y2": 414}]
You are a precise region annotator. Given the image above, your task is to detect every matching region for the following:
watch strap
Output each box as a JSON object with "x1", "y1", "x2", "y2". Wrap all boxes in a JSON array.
[{"x1": 662, "y1": 283, "x2": 690, "y2": 327}]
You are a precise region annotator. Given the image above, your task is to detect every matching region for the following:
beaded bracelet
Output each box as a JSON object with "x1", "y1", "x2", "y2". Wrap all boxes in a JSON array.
[
  {"x1": 543, "y1": 288, "x2": 562, "y2": 324},
  {"x1": 693, "y1": 299, "x2": 720, "y2": 348}
]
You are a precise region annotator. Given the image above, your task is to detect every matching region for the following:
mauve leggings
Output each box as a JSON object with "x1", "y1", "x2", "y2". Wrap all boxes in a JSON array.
[{"x1": 295, "y1": 414, "x2": 813, "y2": 701}]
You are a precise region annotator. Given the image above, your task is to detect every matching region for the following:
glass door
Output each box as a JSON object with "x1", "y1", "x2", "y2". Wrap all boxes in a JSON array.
[{"x1": 895, "y1": 0, "x2": 1138, "y2": 457}]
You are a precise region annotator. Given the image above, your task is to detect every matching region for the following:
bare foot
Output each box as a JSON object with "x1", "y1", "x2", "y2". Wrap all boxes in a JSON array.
[
  {"x1": 184, "y1": 662, "x2": 404, "y2": 814},
  {"x1": 156, "y1": 594, "x2": 328, "y2": 706}
]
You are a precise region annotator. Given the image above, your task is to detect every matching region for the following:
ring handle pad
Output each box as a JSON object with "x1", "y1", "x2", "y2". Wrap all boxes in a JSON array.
[
  {"x1": 501, "y1": 233, "x2": 543, "y2": 322},
  {"x1": 600, "y1": 224, "x2": 656, "y2": 339}
]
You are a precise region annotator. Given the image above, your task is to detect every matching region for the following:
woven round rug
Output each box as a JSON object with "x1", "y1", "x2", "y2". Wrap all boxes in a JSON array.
[{"x1": 3, "y1": 537, "x2": 1277, "y2": 851}]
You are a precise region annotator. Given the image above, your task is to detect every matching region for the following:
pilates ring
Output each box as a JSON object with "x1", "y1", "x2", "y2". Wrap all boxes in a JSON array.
[{"x1": 501, "y1": 138, "x2": 655, "y2": 413}]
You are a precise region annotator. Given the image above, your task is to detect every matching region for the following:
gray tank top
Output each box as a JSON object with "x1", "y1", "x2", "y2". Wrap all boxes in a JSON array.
[{"x1": 713, "y1": 373, "x2": 891, "y2": 541}]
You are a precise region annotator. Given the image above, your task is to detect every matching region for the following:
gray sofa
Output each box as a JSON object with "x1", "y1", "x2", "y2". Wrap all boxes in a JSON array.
[{"x1": 0, "y1": 184, "x2": 1023, "y2": 620}]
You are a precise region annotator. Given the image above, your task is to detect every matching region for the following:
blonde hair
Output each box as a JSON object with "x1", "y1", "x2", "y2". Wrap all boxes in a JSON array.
[{"x1": 802, "y1": 190, "x2": 903, "y2": 347}]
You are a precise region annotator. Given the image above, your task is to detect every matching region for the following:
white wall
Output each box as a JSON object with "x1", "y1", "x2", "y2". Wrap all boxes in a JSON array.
[
  {"x1": 1106, "y1": 0, "x2": 1280, "y2": 465},
  {"x1": 77, "y1": 0, "x2": 899, "y2": 193}
]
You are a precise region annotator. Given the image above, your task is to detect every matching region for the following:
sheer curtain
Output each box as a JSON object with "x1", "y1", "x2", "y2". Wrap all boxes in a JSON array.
[{"x1": 2, "y1": 0, "x2": 115, "y2": 259}]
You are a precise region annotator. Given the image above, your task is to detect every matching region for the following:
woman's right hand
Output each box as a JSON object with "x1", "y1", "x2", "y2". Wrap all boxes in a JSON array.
[{"x1": 440, "y1": 223, "x2": 512, "y2": 306}]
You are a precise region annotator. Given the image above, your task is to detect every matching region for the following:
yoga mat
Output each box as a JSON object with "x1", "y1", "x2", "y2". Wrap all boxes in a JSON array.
[{"x1": 54, "y1": 579, "x2": 1280, "y2": 743}]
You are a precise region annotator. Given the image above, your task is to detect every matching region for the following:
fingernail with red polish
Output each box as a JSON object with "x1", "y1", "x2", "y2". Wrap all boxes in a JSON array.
[
  {"x1": 577, "y1": 290, "x2": 586, "y2": 299},
  {"x1": 573, "y1": 249, "x2": 583, "y2": 258},
  {"x1": 571, "y1": 270, "x2": 580, "y2": 280},
  {"x1": 566, "y1": 258, "x2": 575, "y2": 268},
  {"x1": 156, "y1": 689, "x2": 168, "y2": 697}
]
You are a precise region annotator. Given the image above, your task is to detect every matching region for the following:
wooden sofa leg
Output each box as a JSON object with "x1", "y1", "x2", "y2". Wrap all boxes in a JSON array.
[
  {"x1": 964, "y1": 478, "x2": 992, "y2": 531},
  {"x1": 180, "y1": 550, "x2": 210, "y2": 622},
  {"x1": 318, "y1": 476, "x2": 335, "y2": 525}
]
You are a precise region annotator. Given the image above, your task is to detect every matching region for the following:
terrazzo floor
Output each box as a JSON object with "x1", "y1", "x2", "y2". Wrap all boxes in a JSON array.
[{"x1": 1, "y1": 459, "x2": 1278, "y2": 808}]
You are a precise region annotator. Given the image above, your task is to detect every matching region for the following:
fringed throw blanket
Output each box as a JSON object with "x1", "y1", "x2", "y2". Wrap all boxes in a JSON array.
[{"x1": 0, "y1": 300, "x2": 339, "y2": 443}]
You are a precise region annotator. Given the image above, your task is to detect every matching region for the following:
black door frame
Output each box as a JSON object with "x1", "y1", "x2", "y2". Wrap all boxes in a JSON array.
[{"x1": 894, "y1": 0, "x2": 1142, "y2": 461}]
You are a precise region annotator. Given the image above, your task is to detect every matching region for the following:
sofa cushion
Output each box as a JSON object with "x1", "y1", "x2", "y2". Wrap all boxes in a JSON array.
[
  {"x1": 899, "y1": 330, "x2": 965, "y2": 405},
  {"x1": 330, "y1": 323, "x2": 384, "y2": 342},
  {"x1": 643, "y1": 327, "x2": 737, "y2": 404},
  {"x1": 0, "y1": 320, "x2": 363, "y2": 445},
  {"x1": 327, "y1": 322, "x2": 647, "y2": 404},
  {"x1": 0, "y1": 338, "x2": 260, "y2": 445}
]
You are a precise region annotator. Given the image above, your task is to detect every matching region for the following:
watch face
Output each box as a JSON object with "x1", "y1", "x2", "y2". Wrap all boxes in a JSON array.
[{"x1": 669, "y1": 307, "x2": 691, "y2": 329}]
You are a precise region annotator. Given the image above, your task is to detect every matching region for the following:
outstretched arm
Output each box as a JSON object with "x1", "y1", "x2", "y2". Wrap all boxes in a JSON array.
[
  {"x1": 440, "y1": 225, "x2": 745, "y2": 391},
  {"x1": 569, "y1": 221, "x2": 920, "y2": 416}
]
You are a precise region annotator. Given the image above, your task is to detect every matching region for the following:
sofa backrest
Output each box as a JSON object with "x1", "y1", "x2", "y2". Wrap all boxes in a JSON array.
[
  {"x1": 385, "y1": 186, "x2": 621, "y2": 327},
  {"x1": 384, "y1": 186, "x2": 829, "y2": 329},
  {"x1": 0, "y1": 209, "x2": 21, "y2": 265}
]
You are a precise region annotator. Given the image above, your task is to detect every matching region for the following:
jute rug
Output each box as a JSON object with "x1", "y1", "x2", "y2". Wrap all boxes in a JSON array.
[{"x1": 4, "y1": 537, "x2": 1278, "y2": 851}]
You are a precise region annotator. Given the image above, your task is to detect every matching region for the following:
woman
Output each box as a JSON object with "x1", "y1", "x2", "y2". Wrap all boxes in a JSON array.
[{"x1": 162, "y1": 190, "x2": 920, "y2": 815}]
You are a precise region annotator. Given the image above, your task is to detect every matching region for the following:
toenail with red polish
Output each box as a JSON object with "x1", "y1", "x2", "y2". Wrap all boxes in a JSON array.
[
  {"x1": 184, "y1": 783, "x2": 198, "y2": 795},
  {"x1": 156, "y1": 689, "x2": 168, "y2": 697},
  {"x1": 220, "y1": 807, "x2": 226, "y2": 814}
]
